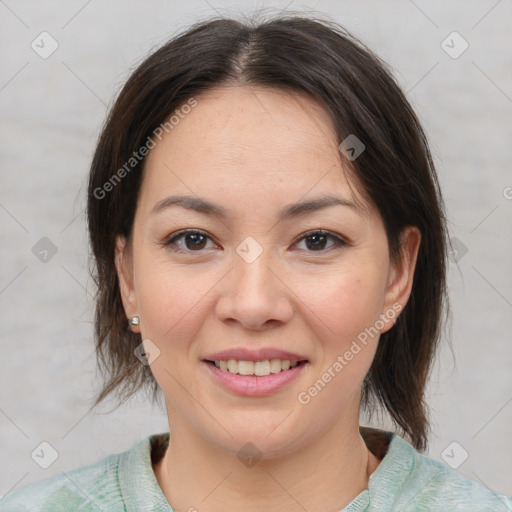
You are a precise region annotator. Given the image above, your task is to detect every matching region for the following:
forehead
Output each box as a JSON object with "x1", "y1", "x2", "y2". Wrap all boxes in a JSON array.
[{"x1": 140, "y1": 86, "x2": 367, "y2": 212}]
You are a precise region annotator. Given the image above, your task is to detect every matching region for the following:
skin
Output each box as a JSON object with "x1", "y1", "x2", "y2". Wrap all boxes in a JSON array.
[{"x1": 115, "y1": 85, "x2": 421, "y2": 512}]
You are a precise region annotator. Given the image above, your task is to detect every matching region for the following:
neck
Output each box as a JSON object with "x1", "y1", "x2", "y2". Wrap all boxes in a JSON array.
[{"x1": 154, "y1": 415, "x2": 381, "y2": 512}]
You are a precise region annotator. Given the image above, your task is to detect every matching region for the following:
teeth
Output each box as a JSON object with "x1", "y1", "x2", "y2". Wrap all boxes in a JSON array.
[
  {"x1": 255, "y1": 360, "x2": 270, "y2": 376},
  {"x1": 270, "y1": 359, "x2": 282, "y2": 373},
  {"x1": 213, "y1": 359, "x2": 302, "y2": 376},
  {"x1": 238, "y1": 360, "x2": 254, "y2": 375}
]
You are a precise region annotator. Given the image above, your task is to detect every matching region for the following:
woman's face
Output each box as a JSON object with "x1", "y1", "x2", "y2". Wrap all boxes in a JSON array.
[{"x1": 116, "y1": 86, "x2": 419, "y2": 458}]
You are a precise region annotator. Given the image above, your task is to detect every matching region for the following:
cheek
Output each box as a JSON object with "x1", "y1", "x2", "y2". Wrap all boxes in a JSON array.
[
  {"x1": 132, "y1": 263, "x2": 220, "y2": 403},
  {"x1": 296, "y1": 262, "x2": 387, "y2": 344},
  {"x1": 294, "y1": 268, "x2": 385, "y2": 414},
  {"x1": 133, "y1": 261, "x2": 216, "y2": 351}
]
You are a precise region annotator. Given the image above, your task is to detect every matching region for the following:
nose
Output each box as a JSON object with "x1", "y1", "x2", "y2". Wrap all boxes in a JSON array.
[{"x1": 215, "y1": 250, "x2": 294, "y2": 331}]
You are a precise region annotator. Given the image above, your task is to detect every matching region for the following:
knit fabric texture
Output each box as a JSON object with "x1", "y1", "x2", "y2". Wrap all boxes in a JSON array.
[{"x1": 1, "y1": 429, "x2": 511, "y2": 511}]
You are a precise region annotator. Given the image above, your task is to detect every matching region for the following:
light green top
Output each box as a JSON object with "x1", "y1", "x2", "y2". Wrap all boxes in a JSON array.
[{"x1": 1, "y1": 429, "x2": 511, "y2": 511}]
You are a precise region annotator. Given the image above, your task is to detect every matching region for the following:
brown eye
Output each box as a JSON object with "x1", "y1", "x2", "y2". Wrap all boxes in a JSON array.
[
  {"x1": 294, "y1": 230, "x2": 347, "y2": 252},
  {"x1": 304, "y1": 233, "x2": 329, "y2": 251},
  {"x1": 182, "y1": 232, "x2": 207, "y2": 250},
  {"x1": 163, "y1": 230, "x2": 216, "y2": 252}
]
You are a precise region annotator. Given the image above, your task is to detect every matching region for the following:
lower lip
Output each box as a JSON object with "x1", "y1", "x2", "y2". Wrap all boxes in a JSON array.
[{"x1": 203, "y1": 361, "x2": 308, "y2": 396}]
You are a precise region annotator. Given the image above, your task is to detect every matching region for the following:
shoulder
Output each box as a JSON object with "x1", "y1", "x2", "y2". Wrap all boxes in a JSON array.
[
  {"x1": 410, "y1": 453, "x2": 511, "y2": 511},
  {"x1": 0, "y1": 451, "x2": 123, "y2": 512},
  {"x1": 374, "y1": 433, "x2": 512, "y2": 511},
  {"x1": 0, "y1": 434, "x2": 159, "y2": 512}
]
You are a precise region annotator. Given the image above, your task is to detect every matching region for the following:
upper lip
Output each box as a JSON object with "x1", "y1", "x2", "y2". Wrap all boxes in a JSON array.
[{"x1": 203, "y1": 348, "x2": 308, "y2": 362}]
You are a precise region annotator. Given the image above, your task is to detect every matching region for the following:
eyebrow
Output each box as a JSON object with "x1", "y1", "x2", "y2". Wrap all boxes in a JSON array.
[{"x1": 150, "y1": 193, "x2": 360, "y2": 220}]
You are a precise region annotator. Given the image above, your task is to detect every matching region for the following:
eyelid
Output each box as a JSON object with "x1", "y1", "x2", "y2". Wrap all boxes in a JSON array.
[
  {"x1": 162, "y1": 228, "x2": 210, "y2": 242},
  {"x1": 291, "y1": 229, "x2": 348, "y2": 252},
  {"x1": 161, "y1": 228, "x2": 218, "y2": 250}
]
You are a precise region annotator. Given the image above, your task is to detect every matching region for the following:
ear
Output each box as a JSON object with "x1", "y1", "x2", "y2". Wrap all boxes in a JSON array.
[
  {"x1": 380, "y1": 226, "x2": 421, "y2": 333},
  {"x1": 115, "y1": 235, "x2": 139, "y2": 332}
]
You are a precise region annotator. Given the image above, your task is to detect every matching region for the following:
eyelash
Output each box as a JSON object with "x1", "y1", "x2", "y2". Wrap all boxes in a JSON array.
[{"x1": 161, "y1": 229, "x2": 348, "y2": 254}]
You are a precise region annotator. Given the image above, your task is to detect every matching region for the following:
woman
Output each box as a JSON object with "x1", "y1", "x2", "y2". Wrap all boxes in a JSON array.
[{"x1": 2, "y1": 14, "x2": 511, "y2": 512}]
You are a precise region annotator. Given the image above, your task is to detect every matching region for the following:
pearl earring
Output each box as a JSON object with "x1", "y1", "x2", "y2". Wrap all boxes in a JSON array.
[{"x1": 128, "y1": 316, "x2": 140, "y2": 328}]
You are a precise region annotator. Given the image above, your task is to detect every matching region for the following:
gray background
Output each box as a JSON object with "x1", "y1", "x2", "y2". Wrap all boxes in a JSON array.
[{"x1": 1, "y1": 0, "x2": 511, "y2": 501}]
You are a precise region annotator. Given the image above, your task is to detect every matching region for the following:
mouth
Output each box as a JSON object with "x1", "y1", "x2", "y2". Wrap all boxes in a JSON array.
[
  {"x1": 203, "y1": 358, "x2": 309, "y2": 377},
  {"x1": 202, "y1": 358, "x2": 310, "y2": 396}
]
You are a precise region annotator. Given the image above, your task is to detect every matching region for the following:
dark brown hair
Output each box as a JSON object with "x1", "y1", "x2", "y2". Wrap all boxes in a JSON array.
[{"x1": 87, "y1": 14, "x2": 448, "y2": 452}]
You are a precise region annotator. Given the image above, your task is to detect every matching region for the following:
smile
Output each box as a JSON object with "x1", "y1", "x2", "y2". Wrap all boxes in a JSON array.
[
  {"x1": 208, "y1": 359, "x2": 304, "y2": 376},
  {"x1": 203, "y1": 359, "x2": 309, "y2": 396}
]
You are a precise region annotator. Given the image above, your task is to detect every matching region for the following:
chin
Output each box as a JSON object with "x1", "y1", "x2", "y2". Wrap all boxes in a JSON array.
[{"x1": 206, "y1": 419, "x2": 303, "y2": 460}]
